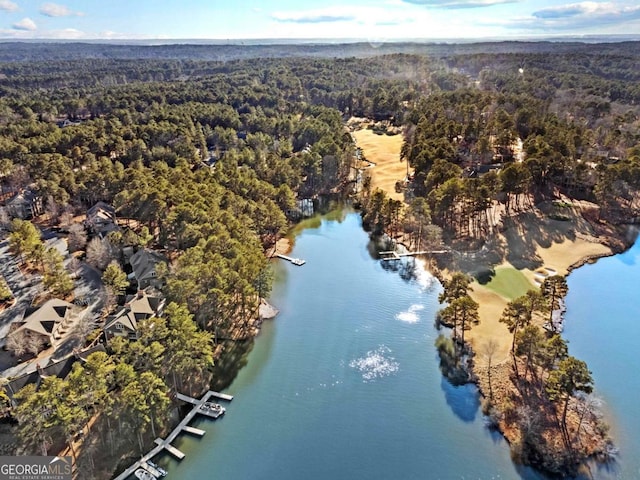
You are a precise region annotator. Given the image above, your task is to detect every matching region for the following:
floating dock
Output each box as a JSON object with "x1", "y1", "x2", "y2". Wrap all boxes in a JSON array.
[
  {"x1": 182, "y1": 425, "x2": 206, "y2": 436},
  {"x1": 113, "y1": 390, "x2": 234, "y2": 480},
  {"x1": 276, "y1": 254, "x2": 306, "y2": 266},
  {"x1": 156, "y1": 440, "x2": 185, "y2": 460}
]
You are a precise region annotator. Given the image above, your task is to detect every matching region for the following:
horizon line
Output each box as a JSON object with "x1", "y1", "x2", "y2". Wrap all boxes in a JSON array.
[{"x1": 0, "y1": 34, "x2": 638, "y2": 46}]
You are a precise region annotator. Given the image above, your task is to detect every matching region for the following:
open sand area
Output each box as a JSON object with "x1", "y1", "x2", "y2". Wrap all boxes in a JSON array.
[
  {"x1": 351, "y1": 128, "x2": 408, "y2": 202},
  {"x1": 465, "y1": 204, "x2": 614, "y2": 366}
]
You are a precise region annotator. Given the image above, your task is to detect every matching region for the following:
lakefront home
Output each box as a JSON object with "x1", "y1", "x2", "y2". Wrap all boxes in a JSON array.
[
  {"x1": 4, "y1": 187, "x2": 44, "y2": 220},
  {"x1": 103, "y1": 290, "x2": 166, "y2": 342},
  {"x1": 129, "y1": 249, "x2": 167, "y2": 290},
  {"x1": 3, "y1": 345, "x2": 106, "y2": 402},
  {"x1": 7, "y1": 298, "x2": 77, "y2": 350},
  {"x1": 85, "y1": 201, "x2": 118, "y2": 236}
]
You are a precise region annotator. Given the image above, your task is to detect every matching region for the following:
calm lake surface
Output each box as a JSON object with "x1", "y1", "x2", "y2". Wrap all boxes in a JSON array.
[
  {"x1": 161, "y1": 212, "x2": 637, "y2": 480},
  {"x1": 562, "y1": 237, "x2": 640, "y2": 480}
]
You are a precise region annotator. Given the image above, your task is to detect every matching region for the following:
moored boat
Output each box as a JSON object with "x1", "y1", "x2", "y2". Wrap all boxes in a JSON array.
[
  {"x1": 146, "y1": 461, "x2": 168, "y2": 477},
  {"x1": 134, "y1": 468, "x2": 157, "y2": 480}
]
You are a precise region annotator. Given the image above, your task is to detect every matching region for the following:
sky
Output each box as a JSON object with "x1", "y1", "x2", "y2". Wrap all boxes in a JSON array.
[{"x1": 0, "y1": 0, "x2": 639, "y2": 41}]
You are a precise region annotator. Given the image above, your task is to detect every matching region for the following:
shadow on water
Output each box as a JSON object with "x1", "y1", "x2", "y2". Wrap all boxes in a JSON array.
[
  {"x1": 209, "y1": 339, "x2": 255, "y2": 392},
  {"x1": 379, "y1": 257, "x2": 421, "y2": 283},
  {"x1": 209, "y1": 306, "x2": 279, "y2": 392},
  {"x1": 440, "y1": 377, "x2": 480, "y2": 423},
  {"x1": 616, "y1": 250, "x2": 637, "y2": 266},
  {"x1": 580, "y1": 456, "x2": 621, "y2": 480},
  {"x1": 288, "y1": 204, "x2": 349, "y2": 238}
]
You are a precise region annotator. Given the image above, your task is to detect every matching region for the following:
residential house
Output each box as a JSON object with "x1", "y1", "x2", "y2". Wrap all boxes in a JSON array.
[
  {"x1": 3, "y1": 345, "x2": 106, "y2": 402},
  {"x1": 103, "y1": 290, "x2": 165, "y2": 342},
  {"x1": 4, "y1": 187, "x2": 43, "y2": 220},
  {"x1": 129, "y1": 249, "x2": 167, "y2": 290},
  {"x1": 7, "y1": 299, "x2": 77, "y2": 349},
  {"x1": 85, "y1": 201, "x2": 118, "y2": 236}
]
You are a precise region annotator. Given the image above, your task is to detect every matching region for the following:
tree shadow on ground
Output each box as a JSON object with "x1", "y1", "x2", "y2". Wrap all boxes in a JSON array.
[{"x1": 502, "y1": 210, "x2": 580, "y2": 270}]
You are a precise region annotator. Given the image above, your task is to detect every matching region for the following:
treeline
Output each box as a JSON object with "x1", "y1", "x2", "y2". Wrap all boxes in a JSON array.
[{"x1": 401, "y1": 46, "x2": 640, "y2": 238}]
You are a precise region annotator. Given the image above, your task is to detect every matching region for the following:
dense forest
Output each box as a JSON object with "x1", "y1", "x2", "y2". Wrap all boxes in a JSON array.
[{"x1": 0, "y1": 41, "x2": 638, "y2": 479}]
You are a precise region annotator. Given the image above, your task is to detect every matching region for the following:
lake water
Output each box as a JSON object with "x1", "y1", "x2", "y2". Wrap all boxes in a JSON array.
[
  {"x1": 562, "y1": 236, "x2": 640, "y2": 480},
  {"x1": 160, "y1": 212, "x2": 637, "y2": 480}
]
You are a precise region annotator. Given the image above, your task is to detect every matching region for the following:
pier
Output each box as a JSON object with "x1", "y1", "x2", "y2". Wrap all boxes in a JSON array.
[
  {"x1": 182, "y1": 425, "x2": 206, "y2": 436},
  {"x1": 379, "y1": 250, "x2": 449, "y2": 261},
  {"x1": 276, "y1": 254, "x2": 306, "y2": 266},
  {"x1": 113, "y1": 390, "x2": 233, "y2": 480}
]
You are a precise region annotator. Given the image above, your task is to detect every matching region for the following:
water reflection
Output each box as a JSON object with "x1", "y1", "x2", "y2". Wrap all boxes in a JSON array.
[
  {"x1": 440, "y1": 378, "x2": 480, "y2": 423},
  {"x1": 209, "y1": 339, "x2": 255, "y2": 391}
]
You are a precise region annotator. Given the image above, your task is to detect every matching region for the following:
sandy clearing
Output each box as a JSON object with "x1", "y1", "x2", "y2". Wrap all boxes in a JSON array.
[
  {"x1": 352, "y1": 128, "x2": 408, "y2": 202},
  {"x1": 468, "y1": 281, "x2": 512, "y2": 365},
  {"x1": 528, "y1": 237, "x2": 612, "y2": 278},
  {"x1": 468, "y1": 232, "x2": 613, "y2": 367}
]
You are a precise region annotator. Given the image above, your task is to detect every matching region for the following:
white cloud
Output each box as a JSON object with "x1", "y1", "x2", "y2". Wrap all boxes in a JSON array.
[
  {"x1": 46, "y1": 28, "x2": 85, "y2": 38},
  {"x1": 0, "y1": 0, "x2": 18, "y2": 12},
  {"x1": 271, "y1": 5, "x2": 417, "y2": 27},
  {"x1": 402, "y1": 0, "x2": 517, "y2": 8},
  {"x1": 40, "y1": 2, "x2": 84, "y2": 17},
  {"x1": 497, "y1": 1, "x2": 640, "y2": 30},
  {"x1": 13, "y1": 17, "x2": 37, "y2": 31},
  {"x1": 271, "y1": 7, "x2": 357, "y2": 24}
]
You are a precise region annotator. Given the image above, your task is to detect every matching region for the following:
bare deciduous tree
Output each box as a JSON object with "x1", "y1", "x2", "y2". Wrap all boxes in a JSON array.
[
  {"x1": 26, "y1": 335, "x2": 45, "y2": 356},
  {"x1": 86, "y1": 237, "x2": 113, "y2": 270},
  {"x1": 67, "y1": 223, "x2": 88, "y2": 252},
  {"x1": 482, "y1": 338, "x2": 499, "y2": 400},
  {"x1": 6, "y1": 331, "x2": 29, "y2": 358},
  {"x1": 45, "y1": 196, "x2": 61, "y2": 225},
  {"x1": 58, "y1": 207, "x2": 74, "y2": 231},
  {"x1": 0, "y1": 207, "x2": 10, "y2": 230}
]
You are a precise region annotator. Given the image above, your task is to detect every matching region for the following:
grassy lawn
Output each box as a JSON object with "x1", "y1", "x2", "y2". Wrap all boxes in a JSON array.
[{"x1": 481, "y1": 266, "x2": 534, "y2": 300}]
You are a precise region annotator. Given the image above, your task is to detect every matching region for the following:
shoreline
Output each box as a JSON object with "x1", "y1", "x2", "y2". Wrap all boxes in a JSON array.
[{"x1": 461, "y1": 221, "x2": 632, "y2": 476}]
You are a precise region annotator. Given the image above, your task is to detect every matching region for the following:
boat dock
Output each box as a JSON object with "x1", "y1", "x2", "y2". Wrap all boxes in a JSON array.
[
  {"x1": 113, "y1": 390, "x2": 233, "y2": 480},
  {"x1": 379, "y1": 250, "x2": 449, "y2": 261},
  {"x1": 276, "y1": 254, "x2": 306, "y2": 266}
]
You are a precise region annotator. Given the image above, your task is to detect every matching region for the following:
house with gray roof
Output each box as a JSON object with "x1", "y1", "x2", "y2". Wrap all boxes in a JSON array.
[
  {"x1": 4, "y1": 187, "x2": 43, "y2": 220},
  {"x1": 129, "y1": 249, "x2": 167, "y2": 290},
  {"x1": 85, "y1": 201, "x2": 118, "y2": 235},
  {"x1": 104, "y1": 290, "x2": 165, "y2": 342},
  {"x1": 4, "y1": 345, "x2": 106, "y2": 402}
]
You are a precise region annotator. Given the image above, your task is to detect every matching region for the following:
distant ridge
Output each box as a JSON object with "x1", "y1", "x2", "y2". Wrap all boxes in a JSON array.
[
  {"x1": 0, "y1": 38, "x2": 638, "y2": 62},
  {"x1": 0, "y1": 34, "x2": 638, "y2": 46}
]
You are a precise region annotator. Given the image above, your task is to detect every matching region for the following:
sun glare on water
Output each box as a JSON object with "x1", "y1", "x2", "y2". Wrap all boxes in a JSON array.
[{"x1": 349, "y1": 345, "x2": 400, "y2": 382}]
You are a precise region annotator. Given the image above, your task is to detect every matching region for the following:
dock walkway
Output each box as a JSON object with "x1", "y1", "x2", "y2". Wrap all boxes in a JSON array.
[
  {"x1": 113, "y1": 390, "x2": 233, "y2": 480},
  {"x1": 379, "y1": 250, "x2": 449, "y2": 261},
  {"x1": 276, "y1": 254, "x2": 306, "y2": 266}
]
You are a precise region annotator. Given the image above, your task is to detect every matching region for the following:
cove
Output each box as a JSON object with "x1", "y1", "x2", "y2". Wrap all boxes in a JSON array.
[
  {"x1": 562, "y1": 236, "x2": 640, "y2": 480},
  {"x1": 162, "y1": 212, "x2": 549, "y2": 479}
]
